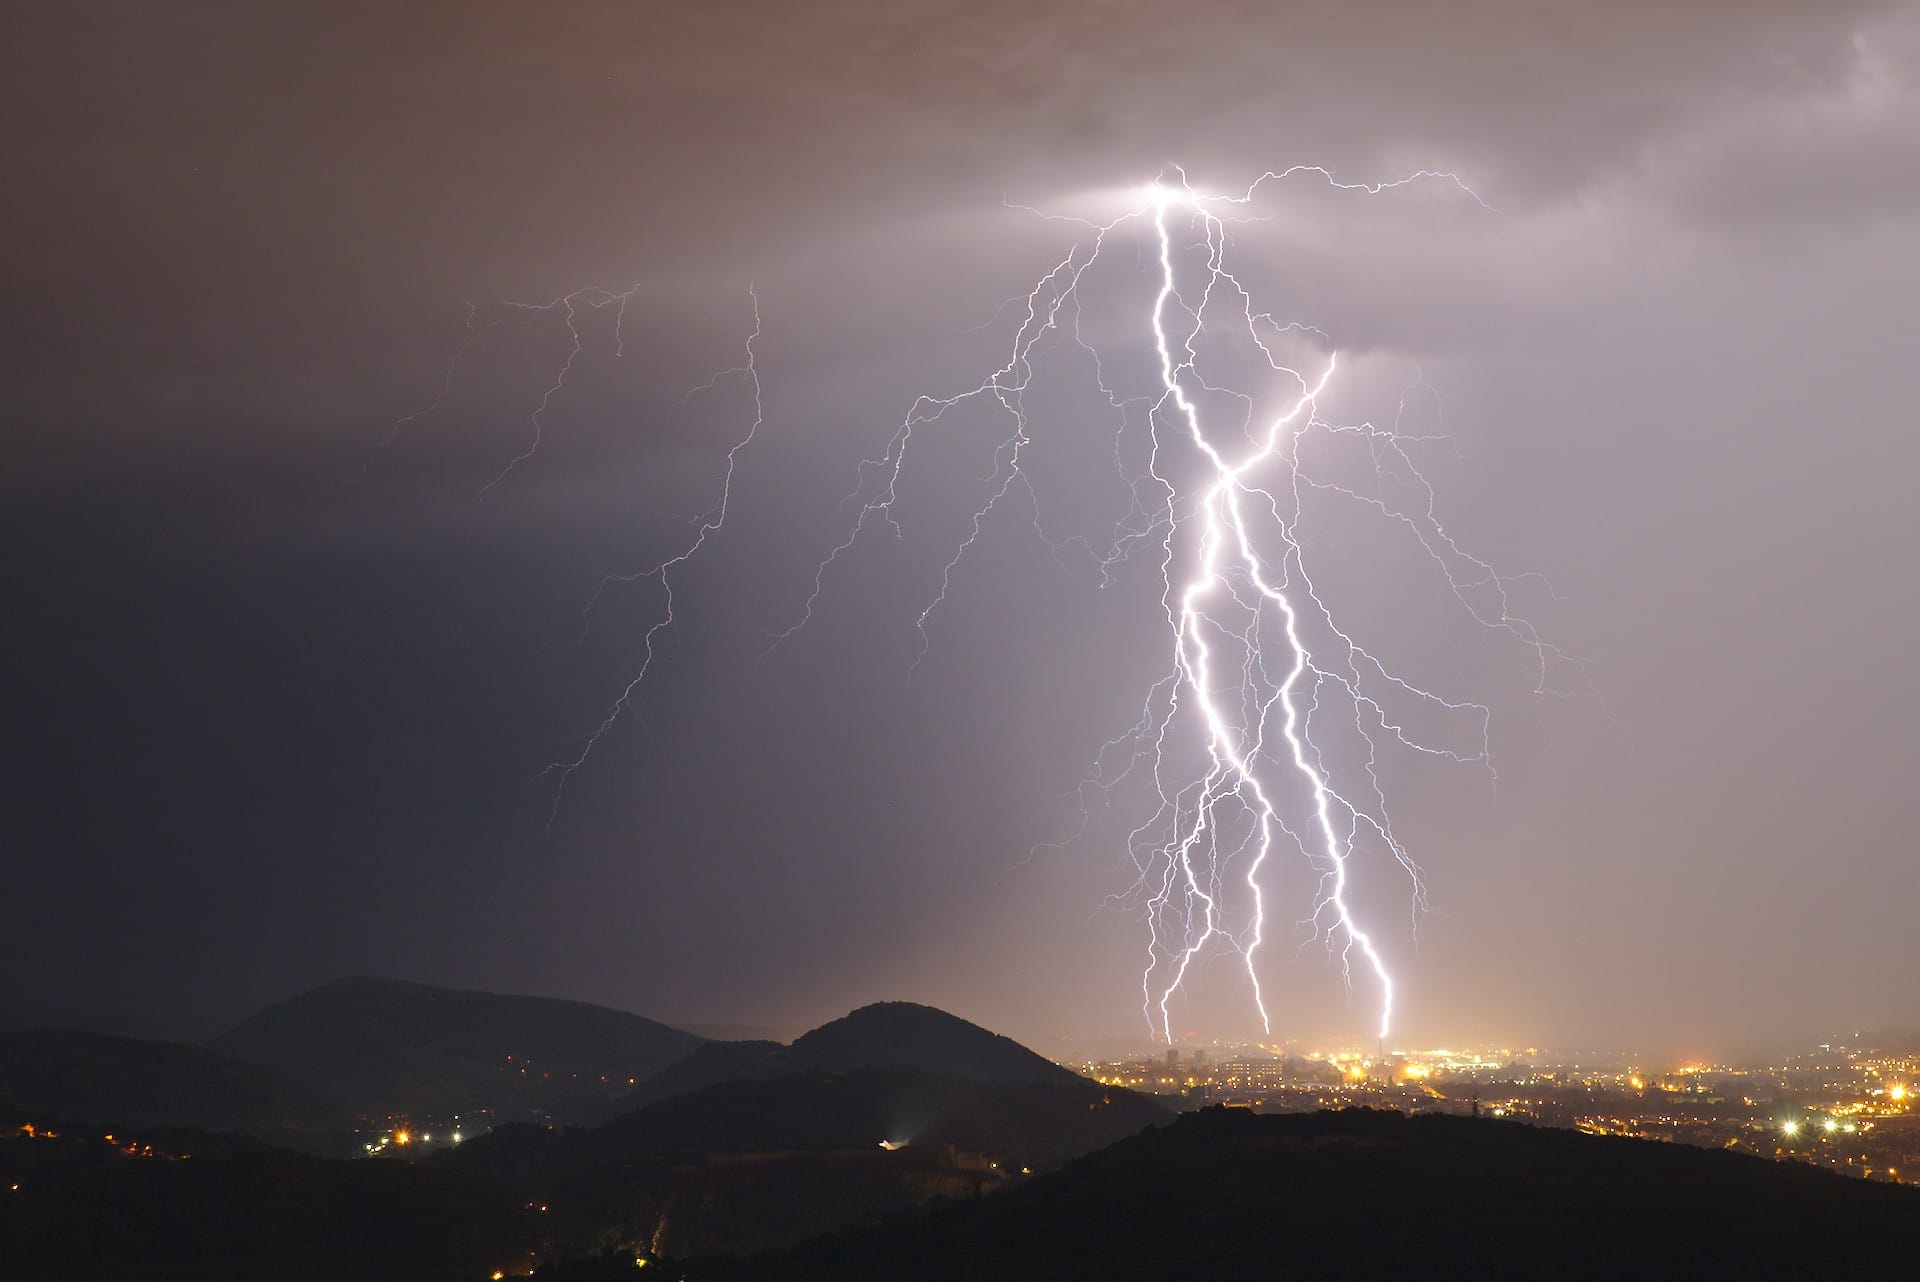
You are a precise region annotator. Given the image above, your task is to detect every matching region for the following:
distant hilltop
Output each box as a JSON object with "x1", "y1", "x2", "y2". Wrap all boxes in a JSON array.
[
  {"x1": 626, "y1": 999, "x2": 1080, "y2": 1108},
  {"x1": 0, "y1": 978, "x2": 1106, "y2": 1153},
  {"x1": 0, "y1": 982, "x2": 1175, "y2": 1276},
  {"x1": 210, "y1": 976, "x2": 705, "y2": 1125}
]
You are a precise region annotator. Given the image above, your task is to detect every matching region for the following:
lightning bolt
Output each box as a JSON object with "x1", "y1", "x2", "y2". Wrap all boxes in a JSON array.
[
  {"x1": 382, "y1": 164, "x2": 1590, "y2": 1047},
  {"x1": 367, "y1": 283, "x2": 765, "y2": 824},
  {"x1": 541, "y1": 287, "x2": 763, "y2": 819},
  {"x1": 780, "y1": 166, "x2": 1589, "y2": 1044}
]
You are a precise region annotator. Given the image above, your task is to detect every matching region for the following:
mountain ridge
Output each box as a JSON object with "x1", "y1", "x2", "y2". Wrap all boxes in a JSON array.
[
  {"x1": 440, "y1": 1062, "x2": 1171, "y2": 1257},
  {"x1": 210, "y1": 976, "x2": 704, "y2": 1124},
  {"x1": 624, "y1": 1000, "x2": 1076, "y2": 1110},
  {"x1": 0, "y1": 1028, "x2": 345, "y2": 1151}
]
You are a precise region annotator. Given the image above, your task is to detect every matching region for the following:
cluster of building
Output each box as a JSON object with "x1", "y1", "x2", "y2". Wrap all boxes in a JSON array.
[{"x1": 1079, "y1": 1036, "x2": 1920, "y2": 1181}]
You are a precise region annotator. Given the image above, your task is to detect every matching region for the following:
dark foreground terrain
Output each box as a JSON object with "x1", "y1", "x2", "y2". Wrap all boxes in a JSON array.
[
  {"x1": 8, "y1": 984, "x2": 1920, "y2": 1281},
  {"x1": 679, "y1": 1106, "x2": 1920, "y2": 1281},
  {"x1": 439, "y1": 1062, "x2": 1168, "y2": 1255},
  {"x1": 0, "y1": 1117, "x2": 536, "y2": 1282},
  {"x1": 10, "y1": 1101, "x2": 1920, "y2": 1280},
  {"x1": 0, "y1": 994, "x2": 1166, "y2": 1278}
]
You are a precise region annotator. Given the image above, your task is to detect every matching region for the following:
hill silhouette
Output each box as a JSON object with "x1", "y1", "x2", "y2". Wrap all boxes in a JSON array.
[
  {"x1": 683, "y1": 1106, "x2": 1920, "y2": 1280},
  {"x1": 624, "y1": 1002, "x2": 1076, "y2": 1109},
  {"x1": 0, "y1": 1030, "x2": 344, "y2": 1152},
  {"x1": 440, "y1": 1063, "x2": 1169, "y2": 1256},
  {"x1": 211, "y1": 977, "x2": 703, "y2": 1124},
  {"x1": 622, "y1": 1039, "x2": 788, "y2": 1108},
  {"x1": 0, "y1": 997, "x2": 169, "y2": 1041},
  {"x1": 443, "y1": 1002, "x2": 1161, "y2": 1255},
  {"x1": 601, "y1": 1065, "x2": 1162, "y2": 1164},
  {"x1": 785, "y1": 1003, "x2": 1077, "y2": 1085}
]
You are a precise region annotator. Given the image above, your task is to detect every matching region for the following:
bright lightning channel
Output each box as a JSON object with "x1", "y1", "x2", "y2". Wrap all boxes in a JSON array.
[
  {"x1": 778, "y1": 167, "x2": 1588, "y2": 1044},
  {"x1": 377, "y1": 165, "x2": 1588, "y2": 1048}
]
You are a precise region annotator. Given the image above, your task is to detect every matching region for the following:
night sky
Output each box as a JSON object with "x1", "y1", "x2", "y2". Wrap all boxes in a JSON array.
[{"x1": 7, "y1": 1, "x2": 1917, "y2": 1056}]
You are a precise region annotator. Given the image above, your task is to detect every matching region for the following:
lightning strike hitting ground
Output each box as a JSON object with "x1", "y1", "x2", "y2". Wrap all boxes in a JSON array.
[
  {"x1": 778, "y1": 168, "x2": 1590, "y2": 1043},
  {"x1": 381, "y1": 167, "x2": 1588, "y2": 1046}
]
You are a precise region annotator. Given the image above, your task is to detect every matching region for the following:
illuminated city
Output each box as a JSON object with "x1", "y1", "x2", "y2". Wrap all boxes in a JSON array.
[
  {"x1": 1077, "y1": 1035, "x2": 1920, "y2": 1183},
  {"x1": 298, "y1": 1030, "x2": 1920, "y2": 1189}
]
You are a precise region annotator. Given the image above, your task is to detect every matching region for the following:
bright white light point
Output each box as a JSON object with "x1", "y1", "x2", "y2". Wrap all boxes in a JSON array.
[
  {"x1": 1783, "y1": 1120, "x2": 1801, "y2": 1136},
  {"x1": 1145, "y1": 182, "x2": 1182, "y2": 210}
]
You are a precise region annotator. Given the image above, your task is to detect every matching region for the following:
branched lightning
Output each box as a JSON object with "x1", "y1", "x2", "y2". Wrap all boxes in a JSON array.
[
  {"x1": 367, "y1": 283, "x2": 765, "y2": 824},
  {"x1": 380, "y1": 164, "x2": 1589, "y2": 1046},
  {"x1": 779, "y1": 167, "x2": 1590, "y2": 1043},
  {"x1": 541, "y1": 288, "x2": 763, "y2": 820}
]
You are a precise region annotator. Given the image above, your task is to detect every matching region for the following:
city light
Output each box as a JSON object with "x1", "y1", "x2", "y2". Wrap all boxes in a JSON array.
[{"x1": 319, "y1": 1032, "x2": 1920, "y2": 1198}]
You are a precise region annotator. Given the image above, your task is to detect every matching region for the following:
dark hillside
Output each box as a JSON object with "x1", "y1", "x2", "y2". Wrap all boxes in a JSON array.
[
  {"x1": 598, "y1": 1064, "x2": 1164, "y2": 1167},
  {"x1": 440, "y1": 1065, "x2": 1170, "y2": 1256},
  {"x1": 688, "y1": 1106, "x2": 1920, "y2": 1280},
  {"x1": 622, "y1": 1002, "x2": 1076, "y2": 1110},
  {"x1": 0, "y1": 1030, "x2": 343, "y2": 1151},
  {"x1": 212, "y1": 977, "x2": 702, "y2": 1123},
  {"x1": 621, "y1": 1039, "x2": 787, "y2": 1108},
  {"x1": 784, "y1": 1003, "x2": 1078, "y2": 1086},
  {"x1": 0, "y1": 1123, "x2": 536, "y2": 1282}
]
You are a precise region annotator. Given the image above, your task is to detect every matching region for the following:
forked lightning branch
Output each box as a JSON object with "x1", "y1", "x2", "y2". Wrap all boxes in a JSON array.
[{"x1": 381, "y1": 167, "x2": 1588, "y2": 1045}]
